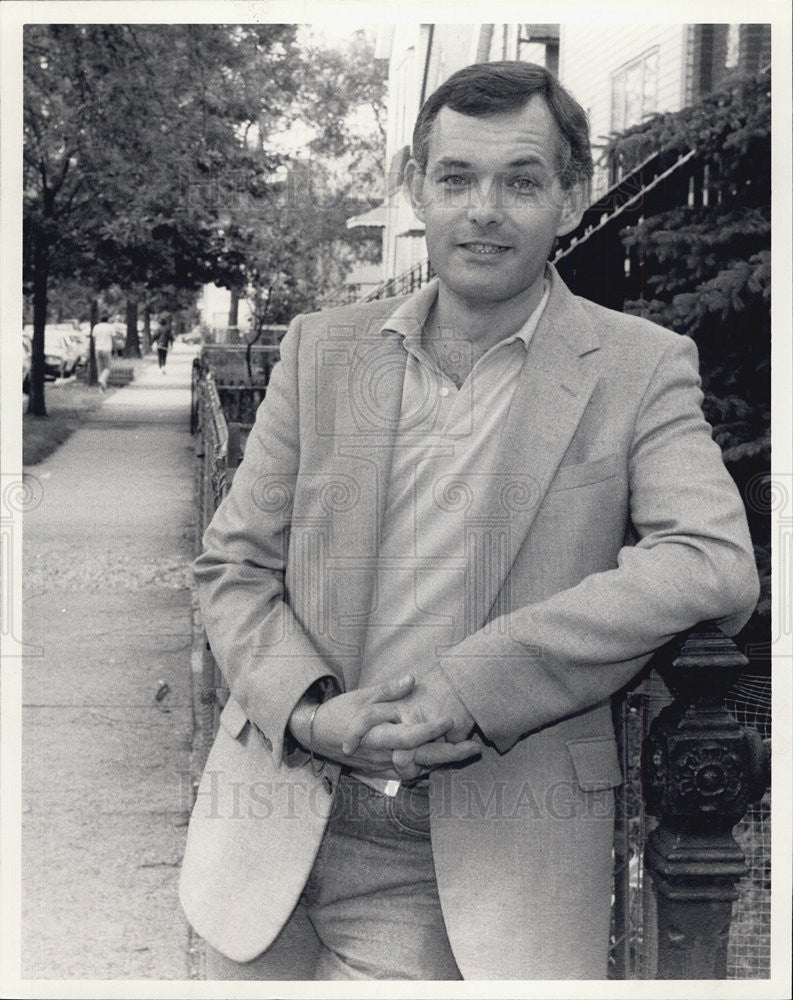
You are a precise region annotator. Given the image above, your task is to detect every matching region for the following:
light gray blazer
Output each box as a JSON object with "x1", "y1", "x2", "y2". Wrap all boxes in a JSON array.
[{"x1": 179, "y1": 266, "x2": 758, "y2": 979}]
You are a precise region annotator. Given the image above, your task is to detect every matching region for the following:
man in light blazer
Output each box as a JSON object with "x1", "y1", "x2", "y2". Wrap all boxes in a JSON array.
[{"x1": 180, "y1": 61, "x2": 759, "y2": 980}]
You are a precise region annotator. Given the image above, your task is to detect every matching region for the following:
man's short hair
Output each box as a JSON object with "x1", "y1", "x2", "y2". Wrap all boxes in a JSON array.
[{"x1": 412, "y1": 61, "x2": 593, "y2": 190}]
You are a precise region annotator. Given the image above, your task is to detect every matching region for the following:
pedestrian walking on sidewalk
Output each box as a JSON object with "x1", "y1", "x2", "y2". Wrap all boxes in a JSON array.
[
  {"x1": 93, "y1": 314, "x2": 115, "y2": 391},
  {"x1": 155, "y1": 315, "x2": 174, "y2": 374}
]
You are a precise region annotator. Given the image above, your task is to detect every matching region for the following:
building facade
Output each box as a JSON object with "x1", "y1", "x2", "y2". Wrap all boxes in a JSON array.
[
  {"x1": 562, "y1": 22, "x2": 771, "y2": 196},
  {"x1": 196, "y1": 283, "x2": 253, "y2": 338},
  {"x1": 369, "y1": 21, "x2": 771, "y2": 288}
]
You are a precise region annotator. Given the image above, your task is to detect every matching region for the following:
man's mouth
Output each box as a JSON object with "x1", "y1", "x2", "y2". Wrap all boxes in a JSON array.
[{"x1": 460, "y1": 242, "x2": 511, "y2": 255}]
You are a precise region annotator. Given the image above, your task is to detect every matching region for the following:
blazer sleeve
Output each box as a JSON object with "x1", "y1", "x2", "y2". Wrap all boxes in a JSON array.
[
  {"x1": 439, "y1": 334, "x2": 760, "y2": 754},
  {"x1": 193, "y1": 316, "x2": 341, "y2": 767}
]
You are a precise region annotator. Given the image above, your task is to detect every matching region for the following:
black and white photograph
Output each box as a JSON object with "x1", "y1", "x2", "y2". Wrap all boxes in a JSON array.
[{"x1": 1, "y1": 1, "x2": 790, "y2": 996}]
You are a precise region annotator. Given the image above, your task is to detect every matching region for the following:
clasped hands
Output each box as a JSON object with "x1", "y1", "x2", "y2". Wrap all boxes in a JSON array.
[{"x1": 288, "y1": 670, "x2": 480, "y2": 783}]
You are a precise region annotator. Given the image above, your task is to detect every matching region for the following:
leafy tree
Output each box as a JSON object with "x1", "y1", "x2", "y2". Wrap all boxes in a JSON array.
[
  {"x1": 297, "y1": 29, "x2": 387, "y2": 190},
  {"x1": 24, "y1": 25, "x2": 386, "y2": 412},
  {"x1": 23, "y1": 23, "x2": 300, "y2": 411},
  {"x1": 217, "y1": 32, "x2": 388, "y2": 339},
  {"x1": 605, "y1": 71, "x2": 771, "y2": 663}
]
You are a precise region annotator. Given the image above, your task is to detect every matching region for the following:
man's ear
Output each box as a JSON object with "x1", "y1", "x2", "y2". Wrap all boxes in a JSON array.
[
  {"x1": 403, "y1": 158, "x2": 427, "y2": 223},
  {"x1": 555, "y1": 182, "x2": 586, "y2": 238}
]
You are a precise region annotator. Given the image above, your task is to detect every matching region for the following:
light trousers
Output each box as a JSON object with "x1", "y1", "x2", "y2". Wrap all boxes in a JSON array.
[
  {"x1": 96, "y1": 350, "x2": 111, "y2": 388},
  {"x1": 205, "y1": 772, "x2": 463, "y2": 980}
]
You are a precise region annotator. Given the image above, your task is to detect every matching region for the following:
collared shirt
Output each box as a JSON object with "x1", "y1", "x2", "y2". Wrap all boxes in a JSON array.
[{"x1": 356, "y1": 275, "x2": 550, "y2": 692}]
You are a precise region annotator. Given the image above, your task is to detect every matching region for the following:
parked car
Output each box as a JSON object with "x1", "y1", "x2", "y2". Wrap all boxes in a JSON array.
[
  {"x1": 179, "y1": 325, "x2": 203, "y2": 345},
  {"x1": 43, "y1": 326, "x2": 82, "y2": 379},
  {"x1": 22, "y1": 323, "x2": 87, "y2": 386},
  {"x1": 66, "y1": 330, "x2": 90, "y2": 370}
]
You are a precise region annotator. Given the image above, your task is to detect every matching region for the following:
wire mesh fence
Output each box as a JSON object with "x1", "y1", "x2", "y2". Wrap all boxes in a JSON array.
[
  {"x1": 192, "y1": 345, "x2": 279, "y2": 430},
  {"x1": 725, "y1": 674, "x2": 772, "y2": 979},
  {"x1": 728, "y1": 794, "x2": 771, "y2": 978}
]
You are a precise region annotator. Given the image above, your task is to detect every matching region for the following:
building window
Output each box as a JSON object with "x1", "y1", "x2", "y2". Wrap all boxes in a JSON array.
[
  {"x1": 611, "y1": 48, "x2": 659, "y2": 133},
  {"x1": 688, "y1": 24, "x2": 771, "y2": 104}
]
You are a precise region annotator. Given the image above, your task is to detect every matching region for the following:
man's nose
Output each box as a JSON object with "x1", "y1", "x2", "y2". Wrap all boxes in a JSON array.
[{"x1": 466, "y1": 179, "x2": 506, "y2": 227}]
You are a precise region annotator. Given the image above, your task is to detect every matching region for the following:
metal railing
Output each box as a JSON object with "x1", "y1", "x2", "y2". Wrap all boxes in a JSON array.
[
  {"x1": 640, "y1": 626, "x2": 771, "y2": 979},
  {"x1": 549, "y1": 140, "x2": 772, "y2": 978},
  {"x1": 193, "y1": 354, "x2": 276, "y2": 741},
  {"x1": 363, "y1": 258, "x2": 435, "y2": 301},
  {"x1": 608, "y1": 633, "x2": 771, "y2": 979},
  {"x1": 191, "y1": 344, "x2": 279, "y2": 433}
]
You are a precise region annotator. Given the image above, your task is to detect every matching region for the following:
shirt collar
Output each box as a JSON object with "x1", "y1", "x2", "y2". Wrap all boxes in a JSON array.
[
  {"x1": 379, "y1": 277, "x2": 440, "y2": 345},
  {"x1": 379, "y1": 268, "x2": 553, "y2": 352}
]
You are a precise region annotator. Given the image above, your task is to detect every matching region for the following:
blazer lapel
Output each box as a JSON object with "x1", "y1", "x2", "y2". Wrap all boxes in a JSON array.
[
  {"x1": 322, "y1": 282, "x2": 437, "y2": 562},
  {"x1": 469, "y1": 272, "x2": 602, "y2": 629},
  {"x1": 334, "y1": 328, "x2": 408, "y2": 556},
  {"x1": 311, "y1": 311, "x2": 408, "y2": 684}
]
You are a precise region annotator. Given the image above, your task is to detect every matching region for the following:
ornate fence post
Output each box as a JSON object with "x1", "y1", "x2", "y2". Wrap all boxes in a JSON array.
[{"x1": 642, "y1": 623, "x2": 771, "y2": 979}]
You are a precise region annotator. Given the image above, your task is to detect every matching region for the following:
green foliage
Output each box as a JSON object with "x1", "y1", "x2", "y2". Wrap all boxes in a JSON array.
[
  {"x1": 605, "y1": 72, "x2": 770, "y2": 184},
  {"x1": 608, "y1": 72, "x2": 771, "y2": 662},
  {"x1": 24, "y1": 23, "x2": 304, "y2": 402},
  {"x1": 218, "y1": 33, "x2": 388, "y2": 332},
  {"x1": 23, "y1": 25, "x2": 385, "y2": 400},
  {"x1": 297, "y1": 30, "x2": 387, "y2": 190},
  {"x1": 24, "y1": 23, "x2": 301, "y2": 296}
]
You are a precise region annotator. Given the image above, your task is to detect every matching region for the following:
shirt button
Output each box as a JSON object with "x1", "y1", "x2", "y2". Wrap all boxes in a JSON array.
[{"x1": 439, "y1": 386, "x2": 450, "y2": 397}]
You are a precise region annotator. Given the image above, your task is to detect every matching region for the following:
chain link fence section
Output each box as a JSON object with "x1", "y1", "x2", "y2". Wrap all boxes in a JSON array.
[{"x1": 725, "y1": 674, "x2": 771, "y2": 979}]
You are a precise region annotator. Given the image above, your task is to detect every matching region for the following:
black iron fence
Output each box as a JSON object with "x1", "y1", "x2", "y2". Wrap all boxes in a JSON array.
[
  {"x1": 192, "y1": 348, "x2": 273, "y2": 740},
  {"x1": 191, "y1": 344, "x2": 280, "y2": 434},
  {"x1": 608, "y1": 645, "x2": 771, "y2": 979},
  {"x1": 552, "y1": 146, "x2": 703, "y2": 312},
  {"x1": 191, "y1": 340, "x2": 771, "y2": 980}
]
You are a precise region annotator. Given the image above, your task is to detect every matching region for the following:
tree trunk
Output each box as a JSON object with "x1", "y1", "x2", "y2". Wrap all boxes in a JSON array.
[
  {"x1": 227, "y1": 287, "x2": 240, "y2": 344},
  {"x1": 228, "y1": 287, "x2": 240, "y2": 327},
  {"x1": 142, "y1": 304, "x2": 151, "y2": 354},
  {"x1": 124, "y1": 298, "x2": 141, "y2": 358},
  {"x1": 88, "y1": 298, "x2": 99, "y2": 384},
  {"x1": 27, "y1": 231, "x2": 49, "y2": 416}
]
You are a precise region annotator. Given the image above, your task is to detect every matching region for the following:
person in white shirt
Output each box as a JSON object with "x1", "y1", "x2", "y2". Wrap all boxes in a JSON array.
[{"x1": 92, "y1": 314, "x2": 116, "y2": 391}]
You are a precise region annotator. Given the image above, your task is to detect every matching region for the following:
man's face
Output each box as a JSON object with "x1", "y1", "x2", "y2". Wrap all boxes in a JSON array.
[{"x1": 408, "y1": 99, "x2": 584, "y2": 311}]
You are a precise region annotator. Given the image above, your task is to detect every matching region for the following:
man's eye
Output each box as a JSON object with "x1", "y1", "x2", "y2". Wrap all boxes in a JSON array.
[
  {"x1": 438, "y1": 174, "x2": 469, "y2": 187},
  {"x1": 511, "y1": 177, "x2": 539, "y2": 192}
]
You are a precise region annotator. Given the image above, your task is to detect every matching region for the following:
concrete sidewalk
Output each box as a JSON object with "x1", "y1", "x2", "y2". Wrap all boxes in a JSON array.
[{"x1": 22, "y1": 344, "x2": 203, "y2": 980}]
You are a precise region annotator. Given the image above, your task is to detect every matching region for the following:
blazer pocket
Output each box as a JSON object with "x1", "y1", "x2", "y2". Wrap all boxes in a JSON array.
[
  {"x1": 219, "y1": 695, "x2": 249, "y2": 740},
  {"x1": 549, "y1": 454, "x2": 620, "y2": 492},
  {"x1": 566, "y1": 737, "x2": 623, "y2": 791}
]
